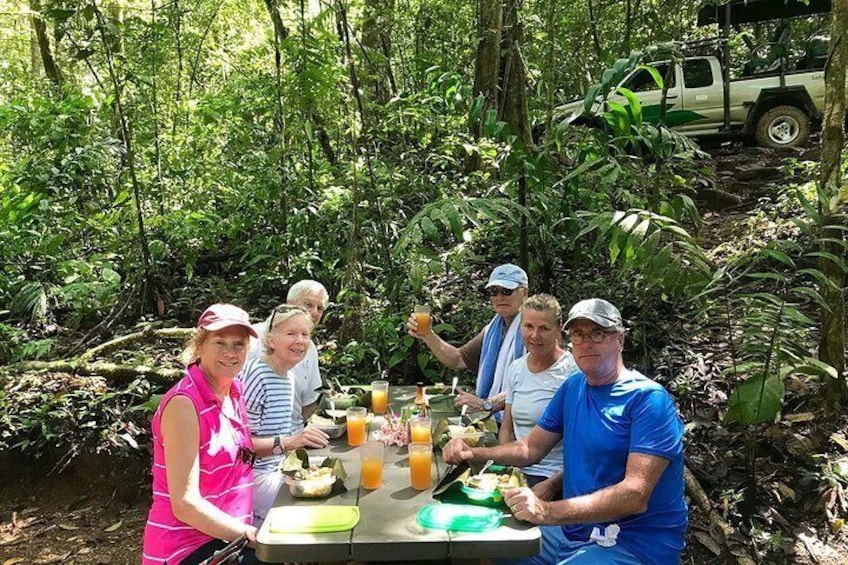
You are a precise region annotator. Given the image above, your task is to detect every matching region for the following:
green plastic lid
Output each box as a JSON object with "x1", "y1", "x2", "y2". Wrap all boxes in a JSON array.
[
  {"x1": 268, "y1": 505, "x2": 360, "y2": 533},
  {"x1": 416, "y1": 503, "x2": 503, "y2": 532}
]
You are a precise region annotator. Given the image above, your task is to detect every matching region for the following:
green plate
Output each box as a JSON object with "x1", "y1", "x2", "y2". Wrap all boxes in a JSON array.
[{"x1": 416, "y1": 503, "x2": 503, "y2": 532}]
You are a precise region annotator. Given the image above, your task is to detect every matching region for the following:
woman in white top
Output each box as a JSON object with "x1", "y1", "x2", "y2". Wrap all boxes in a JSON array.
[
  {"x1": 240, "y1": 305, "x2": 330, "y2": 527},
  {"x1": 501, "y1": 294, "x2": 577, "y2": 486}
]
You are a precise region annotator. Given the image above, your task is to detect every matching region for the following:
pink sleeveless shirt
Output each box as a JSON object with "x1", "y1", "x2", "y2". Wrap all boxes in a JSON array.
[{"x1": 142, "y1": 363, "x2": 254, "y2": 565}]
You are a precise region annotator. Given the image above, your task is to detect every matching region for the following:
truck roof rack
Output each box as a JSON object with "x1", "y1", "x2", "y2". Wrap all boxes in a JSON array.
[{"x1": 697, "y1": 0, "x2": 831, "y2": 27}]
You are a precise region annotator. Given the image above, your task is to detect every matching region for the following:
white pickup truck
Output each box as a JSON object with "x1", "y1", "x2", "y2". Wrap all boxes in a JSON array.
[{"x1": 561, "y1": 54, "x2": 826, "y2": 149}]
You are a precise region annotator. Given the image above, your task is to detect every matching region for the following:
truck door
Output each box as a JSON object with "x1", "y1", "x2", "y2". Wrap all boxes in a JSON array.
[
  {"x1": 677, "y1": 58, "x2": 723, "y2": 134},
  {"x1": 616, "y1": 63, "x2": 678, "y2": 126}
]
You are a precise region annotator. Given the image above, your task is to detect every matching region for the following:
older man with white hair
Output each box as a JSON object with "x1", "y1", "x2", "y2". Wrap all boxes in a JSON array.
[{"x1": 248, "y1": 279, "x2": 329, "y2": 432}]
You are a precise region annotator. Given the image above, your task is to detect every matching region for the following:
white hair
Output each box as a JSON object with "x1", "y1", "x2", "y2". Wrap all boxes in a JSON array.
[{"x1": 287, "y1": 279, "x2": 329, "y2": 306}]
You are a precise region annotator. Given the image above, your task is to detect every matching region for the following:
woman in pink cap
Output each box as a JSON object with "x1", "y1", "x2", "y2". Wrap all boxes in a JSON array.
[{"x1": 142, "y1": 304, "x2": 265, "y2": 565}]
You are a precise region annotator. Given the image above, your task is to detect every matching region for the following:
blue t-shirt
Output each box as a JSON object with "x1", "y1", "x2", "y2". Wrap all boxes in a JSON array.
[{"x1": 537, "y1": 369, "x2": 687, "y2": 565}]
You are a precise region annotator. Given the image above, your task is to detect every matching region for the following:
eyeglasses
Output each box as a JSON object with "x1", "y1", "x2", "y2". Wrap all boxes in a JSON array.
[
  {"x1": 567, "y1": 329, "x2": 619, "y2": 345},
  {"x1": 485, "y1": 287, "x2": 516, "y2": 297},
  {"x1": 268, "y1": 304, "x2": 306, "y2": 330},
  {"x1": 237, "y1": 446, "x2": 256, "y2": 467}
]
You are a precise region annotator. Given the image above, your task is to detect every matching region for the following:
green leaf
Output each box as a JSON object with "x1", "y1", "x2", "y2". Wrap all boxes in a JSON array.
[
  {"x1": 743, "y1": 272, "x2": 788, "y2": 283},
  {"x1": 639, "y1": 64, "x2": 664, "y2": 90},
  {"x1": 791, "y1": 358, "x2": 838, "y2": 380},
  {"x1": 583, "y1": 84, "x2": 602, "y2": 114},
  {"x1": 806, "y1": 251, "x2": 848, "y2": 271},
  {"x1": 387, "y1": 350, "x2": 406, "y2": 369},
  {"x1": 615, "y1": 87, "x2": 642, "y2": 126},
  {"x1": 725, "y1": 373, "x2": 784, "y2": 425},
  {"x1": 101, "y1": 267, "x2": 121, "y2": 285},
  {"x1": 417, "y1": 352, "x2": 429, "y2": 372},
  {"x1": 148, "y1": 240, "x2": 166, "y2": 261}
]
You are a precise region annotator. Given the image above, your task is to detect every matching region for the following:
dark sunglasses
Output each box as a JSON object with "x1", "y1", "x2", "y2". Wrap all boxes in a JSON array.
[
  {"x1": 485, "y1": 287, "x2": 516, "y2": 297},
  {"x1": 237, "y1": 446, "x2": 256, "y2": 467},
  {"x1": 268, "y1": 304, "x2": 306, "y2": 329}
]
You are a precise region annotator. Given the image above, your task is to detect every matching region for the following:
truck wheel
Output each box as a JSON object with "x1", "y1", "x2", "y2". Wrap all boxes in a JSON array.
[{"x1": 755, "y1": 105, "x2": 811, "y2": 149}]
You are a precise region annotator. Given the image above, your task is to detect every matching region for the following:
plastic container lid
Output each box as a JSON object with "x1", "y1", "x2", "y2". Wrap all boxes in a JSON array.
[
  {"x1": 268, "y1": 505, "x2": 360, "y2": 533},
  {"x1": 416, "y1": 503, "x2": 503, "y2": 532}
]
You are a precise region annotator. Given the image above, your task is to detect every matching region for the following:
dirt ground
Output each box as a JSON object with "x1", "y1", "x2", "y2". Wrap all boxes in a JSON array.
[{"x1": 0, "y1": 453, "x2": 147, "y2": 564}]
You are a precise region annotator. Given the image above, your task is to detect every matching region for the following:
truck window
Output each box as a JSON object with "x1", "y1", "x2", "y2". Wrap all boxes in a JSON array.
[
  {"x1": 623, "y1": 64, "x2": 675, "y2": 93},
  {"x1": 682, "y1": 59, "x2": 713, "y2": 88}
]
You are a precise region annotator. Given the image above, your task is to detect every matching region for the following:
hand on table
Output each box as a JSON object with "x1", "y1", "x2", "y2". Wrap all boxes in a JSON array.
[
  {"x1": 297, "y1": 427, "x2": 330, "y2": 449},
  {"x1": 454, "y1": 391, "x2": 484, "y2": 411},
  {"x1": 503, "y1": 486, "x2": 549, "y2": 524},
  {"x1": 441, "y1": 438, "x2": 474, "y2": 465}
]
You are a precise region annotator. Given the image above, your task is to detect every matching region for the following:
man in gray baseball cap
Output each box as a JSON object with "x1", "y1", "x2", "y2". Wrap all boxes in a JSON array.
[
  {"x1": 564, "y1": 298, "x2": 623, "y2": 330},
  {"x1": 442, "y1": 297, "x2": 687, "y2": 565}
]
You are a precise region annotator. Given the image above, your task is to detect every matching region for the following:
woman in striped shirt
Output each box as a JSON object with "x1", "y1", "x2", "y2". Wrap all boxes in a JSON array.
[
  {"x1": 240, "y1": 305, "x2": 330, "y2": 526},
  {"x1": 142, "y1": 304, "x2": 263, "y2": 565}
]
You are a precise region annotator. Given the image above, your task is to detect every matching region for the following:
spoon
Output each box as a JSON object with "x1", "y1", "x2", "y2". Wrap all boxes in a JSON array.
[
  {"x1": 460, "y1": 404, "x2": 468, "y2": 419},
  {"x1": 450, "y1": 377, "x2": 458, "y2": 395},
  {"x1": 474, "y1": 459, "x2": 495, "y2": 479}
]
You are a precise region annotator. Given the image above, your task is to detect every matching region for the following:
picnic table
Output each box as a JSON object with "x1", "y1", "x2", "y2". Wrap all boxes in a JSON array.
[{"x1": 255, "y1": 385, "x2": 541, "y2": 563}]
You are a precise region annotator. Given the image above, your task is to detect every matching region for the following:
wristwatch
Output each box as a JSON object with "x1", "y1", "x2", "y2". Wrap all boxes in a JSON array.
[
  {"x1": 482, "y1": 399, "x2": 493, "y2": 412},
  {"x1": 272, "y1": 435, "x2": 285, "y2": 456}
]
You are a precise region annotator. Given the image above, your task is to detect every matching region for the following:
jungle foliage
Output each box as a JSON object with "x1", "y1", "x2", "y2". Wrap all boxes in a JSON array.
[{"x1": 0, "y1": 2, "x2": 846, "y2": 556}]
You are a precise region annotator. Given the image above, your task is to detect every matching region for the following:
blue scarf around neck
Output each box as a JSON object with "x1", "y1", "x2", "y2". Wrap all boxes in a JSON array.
[{"x1": 475, "y1": 314, "x2": 524, "y2": 400}]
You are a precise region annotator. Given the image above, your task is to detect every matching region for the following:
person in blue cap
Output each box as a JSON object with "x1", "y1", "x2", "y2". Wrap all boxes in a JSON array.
[
  {"x1": 443, "y1": 298, "x2": 687, "y2": 565},
  {"x1": 407, "y1": 263, "x2": 528, "y2": 421}
]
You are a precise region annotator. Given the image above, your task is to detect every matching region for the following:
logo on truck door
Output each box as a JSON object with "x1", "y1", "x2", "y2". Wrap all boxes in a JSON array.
[{"x1": 641, "y1": 104, "x2": 708, "y2": 127}]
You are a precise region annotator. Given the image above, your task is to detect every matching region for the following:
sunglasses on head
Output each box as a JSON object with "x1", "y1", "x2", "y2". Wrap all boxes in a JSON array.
[
  {"x1": 485, "y1": 287, "x2": 516, "y2": 297},
  {"x1": 268, "y1": 304, "x2": 305, "y2": 329}
]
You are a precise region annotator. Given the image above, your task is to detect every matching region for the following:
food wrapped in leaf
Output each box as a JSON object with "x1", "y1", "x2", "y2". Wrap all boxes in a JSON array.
[
  {"x1": 427, "y1": 393, "x2": 458, "y2": 414},
  {"x1": 319, "y1": 383, "x2": 371, "y2": 411},
  {"x1": 434, "y1": 416, "x2": 497, "y2": 449},
  {"x1": 280, "y1": 449, "x2": 348, "y2": 498},
  {"x1": 309, "y1": 410, "x2": 347, "y2": 438},
  {"x1": 460, "y1": 466, "x2": 526, "y2": 503}
]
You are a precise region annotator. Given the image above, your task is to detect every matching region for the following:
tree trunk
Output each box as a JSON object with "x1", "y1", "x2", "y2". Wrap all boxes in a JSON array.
[
  {"x1": 587, "y1": 0, "x2": 604, "y2": 63},
  {"x1": 29, "y1": 0, "x2": 62, "y2": 87},
  {"x1": 95, "y1": 6, "x2": 155, "y2": 316},
  {"x1": 298, "y1": 0, "x2": 336, "y2": 166},
  {"x1": 151, "y1": 0, "x2": 165, "y2": 217},
  {"x1": 543, "y1": 0, "x2": 557, "y2": 132},
  {"x1": 361, "y1": 0, "x2": 396, "y2": 105},
  {"x1": 171, "y1": 0, "x2": 184, "y2": 135},
  {"x1": 337, "y1": 0, "x2": 366, "y2": 343},
  {"x1": 818, "y1": 0, "x2": 847, "y2": 407},
  {"x1": 499, "y1": 0, "x2": 531, "y2": 146},
  {"x1": 470, "y1": 0, "x2": 502, "y2": 140},
  {"x1": 499, "y1": 0, "x2": 531, "y2": 271},
  {"x1": 263, "y1": 0, "x2": 291, "y2": 248}
]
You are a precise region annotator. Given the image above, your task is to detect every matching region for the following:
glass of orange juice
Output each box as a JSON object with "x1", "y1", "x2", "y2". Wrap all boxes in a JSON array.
[
  {"x1": 409, "y1": 416, "x2": 431, "y2": 444},
  {"x1": 360, "y1": 441, "x2": 384, "y2": 490},
  {"x1": 408, "y1": 442, "x2": 432, "y2": 490},
  {"x1": 346, "y1": 406, "x2": 368, "y2": 447},
  {"x1": 371, "y1": 380, "x2": 389, "y2": 415},
  {"x1": 413, "y1": 305, "x2": 431, "y2": 336}
]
